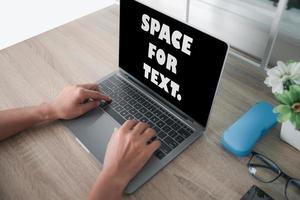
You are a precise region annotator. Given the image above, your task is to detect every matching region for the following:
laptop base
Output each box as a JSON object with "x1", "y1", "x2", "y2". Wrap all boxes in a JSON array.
[{"x1": 63, "y1": 72, "x2": 203, "y2": 194}]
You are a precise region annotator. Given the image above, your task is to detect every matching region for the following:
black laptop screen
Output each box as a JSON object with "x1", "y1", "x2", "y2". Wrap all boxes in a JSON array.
[{"x1": 119, "y1": 0, "x2": 228, "y2": 127}]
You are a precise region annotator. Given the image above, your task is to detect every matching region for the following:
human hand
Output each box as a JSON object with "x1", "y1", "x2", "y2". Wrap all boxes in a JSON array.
[
  {"x1": 101, "y1": 120, "x2": 161, "y2": 190},
  {"x1": 49, "y1": 83, "x2": 111, "y2": 120}
]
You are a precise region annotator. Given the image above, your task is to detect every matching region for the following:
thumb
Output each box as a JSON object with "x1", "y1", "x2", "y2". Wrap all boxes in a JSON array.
[{"x1": 79, "y1": 101, "x2": 100, "y2": 115}]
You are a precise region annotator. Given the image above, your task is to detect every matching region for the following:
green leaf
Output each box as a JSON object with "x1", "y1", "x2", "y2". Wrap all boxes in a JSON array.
[
  {"x1": 294, "y1": 85, "x2": 300, "y2": 101},
  {"x1": 273, "y1": 105, "x2": 291, "y2": 114},
  {"x1": 275, "y1": 104, "x2": 292, "y2": 122},
  {"x1": 283, "y1": 79, "x2": 295, "y2": 91},
  {"x1": 288, "y1": 85, "x2": 298, "y2": 102},
  {"x1": 277, "y1": 113, "x2": 291, "y2": 123},
  {"x1": 275, "y1": 92, "x2": 292, "y2": 105}
]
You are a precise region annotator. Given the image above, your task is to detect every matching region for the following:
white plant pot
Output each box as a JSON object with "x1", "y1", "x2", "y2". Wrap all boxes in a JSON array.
[{"x1": 280, "y1": 121, "x2": 300, "y2": 151}]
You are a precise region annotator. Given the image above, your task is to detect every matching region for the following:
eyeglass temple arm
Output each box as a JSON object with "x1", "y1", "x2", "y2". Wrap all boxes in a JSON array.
[{"x1": 290, "y1": 179, "x2": 300, "y2": 188}]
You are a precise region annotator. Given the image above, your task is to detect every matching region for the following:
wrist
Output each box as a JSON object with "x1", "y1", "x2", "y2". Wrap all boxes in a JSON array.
[
  {"x1": 97, "y1": 169, "x2": 128, "y2": 193},
  {"x1": 88, "y1": 170, "x2": 126, "y2": 200},
  {"x1": 37, "y1": 103, "x2": 59, "y2": 122}
]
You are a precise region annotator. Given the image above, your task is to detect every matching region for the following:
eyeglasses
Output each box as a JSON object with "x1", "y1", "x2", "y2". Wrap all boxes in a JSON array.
[{"x1": 247, "y1": 152, "x2": 300, "y2": 200}]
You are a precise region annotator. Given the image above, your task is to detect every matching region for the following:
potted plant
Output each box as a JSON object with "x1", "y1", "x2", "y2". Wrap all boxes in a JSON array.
[{"x1": 265, "y1": 60, "x2": 300, "y2": 150}]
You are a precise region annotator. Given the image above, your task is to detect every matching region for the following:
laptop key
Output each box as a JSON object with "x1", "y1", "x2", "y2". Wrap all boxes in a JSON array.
[
  {"x1": 115, "y1": 106, "x2": 123, "y2": 112},
  {"x1": 110, "y1": 93, "x2": 119, "y2": 99},
  {"x1": 168, "y1": 130, "x2": 177, "y2": 138},
  {"x1": 113, "y1": 96, "x2": 122, "y2": 103},
  {"x1": 153, "y1": 109, "x2": 162, "y2": 116},
  {"x1": 132, "y1": 93, "x2": 139, "y2": 99},
  {"x1": 155, "y1": 150, "x2": 165, "y2": 159},
  {"x1": 120, "y1": 110, "x2": 128, "y2": 117},
  {"x1": 140, "y1": 117, "x2": 148, "y2": 123},
  {"x1": 140, "y1": 107, "x2": 147, "y2": 113},
  {"x1": 175, "y1": 135, "x2": 184, "y2": 143},
  {"x1": 137, "y1": 98, "x2": 144, "y2": 104},
  {"x1": 171, "y1": 123, "x2": 181, "y2": 130},
  {"x1": 178, "y1": 128, "x2": 191, "y2": 138},
  {"x1": 165, "y1": 118, "x2": 174, "y2": 126},
  {"x1": 162, "y1": 125, "x2": 171, "y2": 133},
  {"x1": 148, "y1": 105, "x2": 156, "y2": 112},
  {"x1": 185, "y1": 127, "x2": 194, "y2": 133},
  {"x1": 128, "y1": 109, "x2": 137, "y2": 115},
  {"x1": 133, "y1": 103, "x2": 142, "y2": 110},
  {"x1": 164, "y1": 136, "x2": 178, "y2": 149},
  {"x1": 144, "y1": 103, "x2": 152, "y2": 109},
  {"x1": 119, "y1": 100, "x2": 127, "y2": 106},
  {"x1": 156, "y1": 121, "x2": 165, "y2": 128},
  {"x1": 128, "y1": 90, "x2": 135, "y2": 96},
  {"x1": 109, "y1": 76, "x2": 120, "y2": 84},
  {"x1": 160, "y1": 141, "x2": 171, "y2": 154},
  {"x1": 145, "y1": 112, "x2": 152, "y2": 118},
  {"x1": 124, "y1": 114, "x2": 134, "y2": 120},
  {"x1": 134, "y1": 112, "x2": 143, "y2": 119},
  {"x1": 129, "y1": 99, "x2": 137, "y2": 105},
  {"x1": 108, "y1": 101, "x2": 118, "y2": 108},
  {"x1": 124, "y1": 104, "x2": 132, "y2": 110},
  {"x1": 159, "y1": 113, "x2": 168, "y2": 121},
  {"x1": 150, "y1": 116, "x2": 159, "y2": 123},
  {"x1": 124, "y1": 96, "x2": 131, "y2": 101},
  {"x1": 157, "y1": 131, "x2": 167, "y2": 139},
  {"x1": 99, "y1": 85, "x2": 108, "y2": 91},
  {"x1": 119, "y1": 92, "x2": 126, "y2": 98}
]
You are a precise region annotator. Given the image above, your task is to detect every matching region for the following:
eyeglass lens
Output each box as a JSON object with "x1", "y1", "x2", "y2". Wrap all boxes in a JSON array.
[
  {"x1": 248, "y1": 153, "x2": 300, "y2": 200},
  {"x1": 285, "y1": 179, "x2": 300, "y2": 200},
  {"x1": 248, "y1": 154, "x2": 281, "y2": 183}
]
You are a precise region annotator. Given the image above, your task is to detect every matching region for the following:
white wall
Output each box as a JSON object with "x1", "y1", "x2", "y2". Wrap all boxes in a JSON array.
[{"x1": 0, "y1": 0, "x2": 115, "y2": 50}]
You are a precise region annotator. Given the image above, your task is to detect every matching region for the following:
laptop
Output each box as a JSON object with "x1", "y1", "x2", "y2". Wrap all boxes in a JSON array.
[{"x1": 64, "y1": 0, "x2": 229, "y2": 194}]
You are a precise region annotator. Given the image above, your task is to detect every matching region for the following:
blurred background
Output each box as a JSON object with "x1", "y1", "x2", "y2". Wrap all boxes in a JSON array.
[
  {"x1": 0, "y1": 0, "x2": 114, "y2": 51},
  {"x1": 0, "y1": 0, "x2": 299, "y2": 68},
  {"x1": 137, "y1": 0, "x2": 300, "y2": 68}
]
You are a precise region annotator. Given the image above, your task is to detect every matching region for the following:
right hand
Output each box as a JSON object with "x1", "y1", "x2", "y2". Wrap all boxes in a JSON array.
[{"x1": 101, "y1": 120, "x2": 161, "y2": 189}]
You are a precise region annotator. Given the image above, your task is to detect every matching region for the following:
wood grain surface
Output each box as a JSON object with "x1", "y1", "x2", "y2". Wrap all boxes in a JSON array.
[{"x1": 0, "y1": 5, "x2": 299, "y2": 200}]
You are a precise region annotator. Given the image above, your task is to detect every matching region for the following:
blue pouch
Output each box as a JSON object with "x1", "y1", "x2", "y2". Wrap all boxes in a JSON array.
[{"x1": 221, "y1": 101, "x2": 277, "y2": 157}]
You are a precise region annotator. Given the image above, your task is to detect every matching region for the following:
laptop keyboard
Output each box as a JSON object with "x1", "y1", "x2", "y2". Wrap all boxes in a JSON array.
[{"x1": 98, "y1": 75, "x2": 194, "y2": 159}]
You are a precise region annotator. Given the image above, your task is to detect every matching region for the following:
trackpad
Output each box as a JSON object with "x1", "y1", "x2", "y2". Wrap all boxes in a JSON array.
[{"x1": 63, "y1": 108, "x2": 121, "y2": 162}]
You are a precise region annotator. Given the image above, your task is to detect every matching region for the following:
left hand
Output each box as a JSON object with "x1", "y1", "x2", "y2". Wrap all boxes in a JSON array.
[{"x1": 49, "y1": 83, "x2": 111, "y2": 120}]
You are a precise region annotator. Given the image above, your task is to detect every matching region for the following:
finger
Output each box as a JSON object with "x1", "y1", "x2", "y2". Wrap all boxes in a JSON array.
[
  {"x1": 120, "y1": 120, "x2": 138, "y2": 131},
  {"x1": 82, "y1": 89, "x2": 111, "y2": 102},
  {"x1": 79, "y1": 101, "x2": 100, "y2": 115},
  {"x1": 141, "y1": 128, "x2": 156, "y2": 141},
  {"x1": 77, "y1": 83, "x2": 99, "y2": 91},
  {"x1": 132, "y1": 122, "x2": 149, "y2": 135},
  {"x1": 145, "y1": 140, "x2": 161, "y2": 156}
]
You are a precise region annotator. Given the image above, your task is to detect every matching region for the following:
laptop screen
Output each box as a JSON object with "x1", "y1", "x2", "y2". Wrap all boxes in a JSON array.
[{"x1": 119, "y1": 0, "x2": 228, "y2": 127}]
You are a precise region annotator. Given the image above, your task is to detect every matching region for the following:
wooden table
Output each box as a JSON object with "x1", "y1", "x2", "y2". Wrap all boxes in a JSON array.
[{"x1": 0, "y1": 5, "x2": 299, "y2": 200}]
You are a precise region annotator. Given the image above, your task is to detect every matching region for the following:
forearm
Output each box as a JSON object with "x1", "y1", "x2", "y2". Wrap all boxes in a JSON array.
[
  {"x1": 88, "y1": 171, "x2": 126, "y2": 200},
  {"x1": 0, "y1": 103, "x2": 57, "y2": 141}
]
